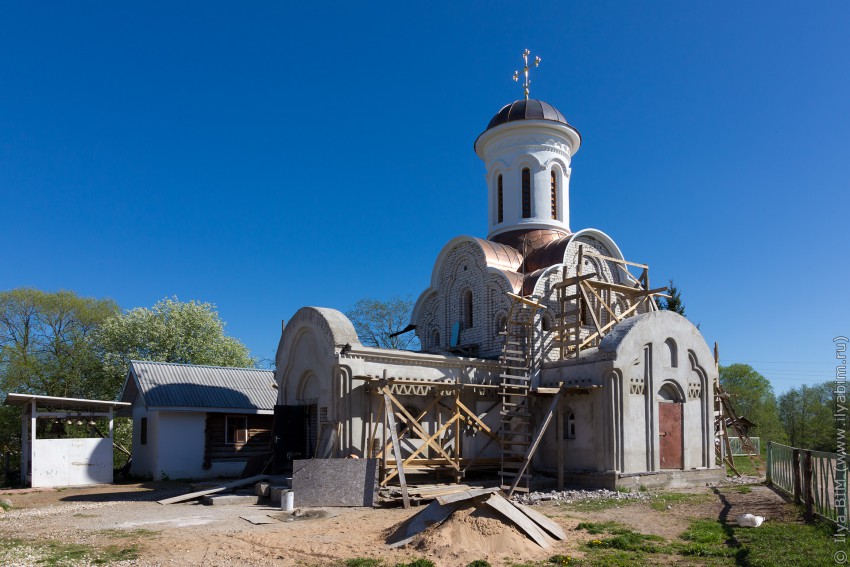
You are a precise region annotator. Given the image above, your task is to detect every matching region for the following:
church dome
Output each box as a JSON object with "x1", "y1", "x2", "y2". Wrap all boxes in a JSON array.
[{"x1": 485, "y1": 99, "x2": 573, "y2": 131}]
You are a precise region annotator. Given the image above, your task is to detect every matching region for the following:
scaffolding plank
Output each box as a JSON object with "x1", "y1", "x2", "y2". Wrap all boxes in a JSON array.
[{"x1": 485, "y1": 493, "x2": 552, "y2": 549}]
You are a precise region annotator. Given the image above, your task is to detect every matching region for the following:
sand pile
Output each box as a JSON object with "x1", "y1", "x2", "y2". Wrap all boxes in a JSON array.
[{"x1": 411, "y1": 501, "x2": 546, "y2": 560}]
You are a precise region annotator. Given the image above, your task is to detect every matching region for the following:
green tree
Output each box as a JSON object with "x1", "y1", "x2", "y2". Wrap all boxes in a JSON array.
[
  {"x1": 0, "y1": 288, "x2": 119, "y2": 400},
  {"x1": 346, "y1": 296, "x2": 420, "y2": 350},
  {"x1": 778, "y1": 382, "x2": 836, "y2": 451},
  {"x1": 657, "y1": 279, "x2": 686, "y2": 316},
  {"x1": 0, "y1": 288, "x2": 120, "y2": 479},
  {"x1": 720, "y1": 363, "x2": 787, "y2": 447},
  {"x1": 97, "y1": 297, "x2": 255, "y2": 383}
]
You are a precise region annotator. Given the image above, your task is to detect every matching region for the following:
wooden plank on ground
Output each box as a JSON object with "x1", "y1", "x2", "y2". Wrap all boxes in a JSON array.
[
  {"x1": 510, "y1": 501, "x2": 567, "y2": 540},
  {"x1": 240, "y1": 515, "x2": 277, "y2": 525},
  {"x1": 157, "y1": 474, "x2": 269, "y2": 505},
  {"x1": 436, "y1": 487, "x2": 500, "y2": 505},
  {"x1": 484, "y1": 493, "x2": 551, "y2": 549},
  {"x1": 386, "y1": 500, "x2": 463, "y2": 548}
]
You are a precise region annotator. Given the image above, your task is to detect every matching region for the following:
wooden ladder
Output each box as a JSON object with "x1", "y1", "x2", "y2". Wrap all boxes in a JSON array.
[
  {"x1": 498, "y1": 293, "x2": 541, "y2": 493},
  {"x1": 715, "y1": 381, "x2": 763, "y2": 476}
]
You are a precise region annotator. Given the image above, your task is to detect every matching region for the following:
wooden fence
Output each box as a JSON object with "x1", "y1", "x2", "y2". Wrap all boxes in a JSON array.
[
  {"x1": 729, "y1": 436, "x2": 760, "y2": 456},
  {"x1": 767, "y1": 441, "x2": 847, "y2": 528}
]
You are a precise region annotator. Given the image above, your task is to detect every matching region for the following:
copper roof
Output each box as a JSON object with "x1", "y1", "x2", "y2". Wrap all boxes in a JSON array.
[
  {"x1": 473, "y1": 237, "x2": 524, "y2": 272},
  {"x1": 482, "y1": 229, "x2": 576, "y2": 295},
  {"x1": 490, "y1": 228, "x2": 569, "y2": 255}
]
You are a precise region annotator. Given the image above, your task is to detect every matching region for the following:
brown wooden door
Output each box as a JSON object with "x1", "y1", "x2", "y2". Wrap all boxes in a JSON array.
[{"x1": 659, "y1": 402, "x2": 683, "y2": 469}]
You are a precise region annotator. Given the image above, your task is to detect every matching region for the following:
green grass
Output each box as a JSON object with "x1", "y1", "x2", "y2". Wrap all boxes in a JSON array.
[
  {"x1": 575, "y1": 514, "x2": 838, "y2": 567},
  {"x1": 394, "y1": 560, "x2": 435, "y2": 567},
  {"x1": 736, "y1": 485, "x2": 752, "y2": 494},
  {"x1": 648, "y1": 491, "x2": 712, "y2": 511},
  {"x1": 556, "y1": 490, "x2": 710, "y2": 513},
  {"x1": 729, "y1": 455, "x2": 762, "y2": 476},
  {"x1": 560, "y1": 498, "x2": 632, "y2": 512},
  {"x1": 344, "y1": 560, "x2": 383, "y2": 567},
  {"x1": 730, "y1": 519, "x2": 835, "y2": 566},
  {"x1": 0, "y1": 536, "x2": 139, "y2": 565}
]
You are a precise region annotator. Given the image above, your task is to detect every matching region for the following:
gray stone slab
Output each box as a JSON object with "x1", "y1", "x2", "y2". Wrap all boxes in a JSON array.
[
  {"x1": 292, "y1": 458, "x2": 378, "y2": 507},
  {"x1": 202, "y1": 493, "x2": 258, "y2": 506}
]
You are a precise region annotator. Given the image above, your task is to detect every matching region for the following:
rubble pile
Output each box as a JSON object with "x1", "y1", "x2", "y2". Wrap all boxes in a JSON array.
[{"x1": 512, "y1": 488, "x2": 653, "y2": 506}]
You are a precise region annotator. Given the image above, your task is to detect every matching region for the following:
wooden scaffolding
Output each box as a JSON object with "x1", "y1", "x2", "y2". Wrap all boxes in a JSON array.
[
  {"x1": 364, "y1": 375, "x2": 502, "y2": 507},
  {"x1": 368, "y1": 247, "x2": 673, "y2": 499},
  {"x1": 553, "y1": 245, "x2": 668, "y2": 360}
]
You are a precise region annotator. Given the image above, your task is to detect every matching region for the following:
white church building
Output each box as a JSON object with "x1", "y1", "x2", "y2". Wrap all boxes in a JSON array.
[{"x1": 274, "y1": 83, "x2": 722, "y2": 491}]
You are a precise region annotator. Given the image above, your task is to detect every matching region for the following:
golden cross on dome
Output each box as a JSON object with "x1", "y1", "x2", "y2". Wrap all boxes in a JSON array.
[{"x1": 513, "y1": 49, "x2": 541, "y2": 100}]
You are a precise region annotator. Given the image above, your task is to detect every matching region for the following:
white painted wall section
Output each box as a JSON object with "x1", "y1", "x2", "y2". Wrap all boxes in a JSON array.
[
  {"x1": 154, "y1": 412, "x2": 205, "y2": 480},
  {"x1": 31, "y1": 438, "x2": 112, "y2": 487}
]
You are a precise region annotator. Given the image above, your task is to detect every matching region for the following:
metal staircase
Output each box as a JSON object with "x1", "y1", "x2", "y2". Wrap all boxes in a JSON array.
[{"x1": 498, "y1": 292, "x2": 541, "y2": 493}]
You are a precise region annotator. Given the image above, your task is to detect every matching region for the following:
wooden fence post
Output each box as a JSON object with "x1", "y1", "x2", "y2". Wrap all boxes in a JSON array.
[
  {"x1": 766, "y1": 442, "x2": 772, "y2": 486},
  {"x1": 792, "y1": 448, "x2": 802, "y2": 504},
  {"x1": 803, "y1": 450, "x2": 814, "y2": 520}
]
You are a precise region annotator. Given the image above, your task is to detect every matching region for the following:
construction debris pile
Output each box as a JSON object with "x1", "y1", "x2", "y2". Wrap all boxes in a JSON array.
[{"x1": 512, "y1": 488, "x2": 653, "y2": 506}]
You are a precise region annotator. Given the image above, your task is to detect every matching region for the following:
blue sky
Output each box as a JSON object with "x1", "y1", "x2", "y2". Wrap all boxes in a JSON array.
[{"x1": 1, "y1": 2, "x2": 847, "y2": 393}]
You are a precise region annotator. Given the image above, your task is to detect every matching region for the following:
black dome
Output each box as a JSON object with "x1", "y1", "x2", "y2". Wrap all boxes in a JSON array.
[{"x1": 486, "y1": 99, "x2": 570, "y2": 130}]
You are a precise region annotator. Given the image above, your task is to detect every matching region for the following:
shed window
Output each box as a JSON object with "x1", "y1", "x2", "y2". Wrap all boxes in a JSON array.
[
  {"x1": 225, "y1": 415, "x2": 248, "y2": 445},
  {"x1": 550, "y1": 170, "x2": 558, "y2": 219},
  {"x1": 140, "y1": 417, "x2": 147, "y2": 446},
  {"x1": 497, "y1": 174, "x2": 504, "y2": 224},
  {"x1": 521, "y1": 168, "x2": 531, "y2": 218}
]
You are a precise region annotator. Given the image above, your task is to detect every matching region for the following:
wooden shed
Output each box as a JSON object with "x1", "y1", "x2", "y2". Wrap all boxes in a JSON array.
[{"x1": 119, "y1": 361, "x2": 276, "y2": 480}]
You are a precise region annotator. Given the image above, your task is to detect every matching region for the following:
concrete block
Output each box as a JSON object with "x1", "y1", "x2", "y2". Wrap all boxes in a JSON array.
[
  {"x1": 255, "y1": 481, "x2": 271, "y2": 497},
  {"x1": 270, "y1": 486, "x2": 286, "y2": 505},
  {"x1": 292, "y1": 458, "x2": 378, "y2": 507},
  {"x1": 202, "y1": 493, "x2": 258, "y2": 506}
]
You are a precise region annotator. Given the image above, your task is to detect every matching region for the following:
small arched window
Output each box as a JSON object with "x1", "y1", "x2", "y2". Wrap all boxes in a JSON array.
[
  {"x1": 563, "y1": 411, "x2": 576, "y2": 439},
  {"x1": 521, "y1": 168, "x2": 531, "y2": 218},
  {"x1": 541, "y1": 313, "x2": 553, "y2": 332},
  {"x1": 497, "y1": 174, "x2": 504, "y2": 224},
  {"x1": 550, "y1": 170, "x2": 558, "y2": 220},
  {"x1": 496, "y1": 314, "x2": 507, "y2": 334},
  {"x1": 461, "y1": 289, "x2": 473, "y2": 329},
  {"x1": 432, "y1": 329, "x2": 441, "y2": 348}
]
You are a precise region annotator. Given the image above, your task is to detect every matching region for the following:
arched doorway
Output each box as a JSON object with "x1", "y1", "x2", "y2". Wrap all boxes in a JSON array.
[{"x1": 658, "y1": 383, "x2": 684, "y2": 470}]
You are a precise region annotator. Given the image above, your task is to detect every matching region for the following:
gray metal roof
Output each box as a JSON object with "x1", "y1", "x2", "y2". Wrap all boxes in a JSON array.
[{"x1": 125, "y1": 361, "x2": 276, "y2": 412}]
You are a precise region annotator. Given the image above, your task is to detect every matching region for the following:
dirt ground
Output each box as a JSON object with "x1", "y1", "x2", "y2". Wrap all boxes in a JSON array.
[{"x1": 0, "y1": 480, "x2": 798, "y2": 566}]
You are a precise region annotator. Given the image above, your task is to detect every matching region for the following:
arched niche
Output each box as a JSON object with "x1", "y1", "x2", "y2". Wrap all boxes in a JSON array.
[{"x1": 663, "y1": 338, "x2": 678, "y2": 368}]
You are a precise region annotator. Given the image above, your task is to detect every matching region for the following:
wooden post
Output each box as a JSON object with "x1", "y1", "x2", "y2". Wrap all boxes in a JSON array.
[
  {"x1": 383, "y1": 392, "x2": 410, "y2": 509},
  {"x1": 792, "y1": 448, "x2": 802, "y2": 504},
  {"x1": 508, "y1": 387, "x2": 564, "y2": 496},
  {"x1": 556, "y1": 400, "x2": 564, "y2": 490},
  {"x1": 454, "y1": 388, "x2": 461, "y2": 481},
  {"x1": 803, "y1": 450, "x2": 814, "y2": 520},
  {"x1": 766, "y1": 442, "x2": 772, "y2": 486},
  {"x1": 576, "y1": 246, "x2": 583, "y2": 359}
]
